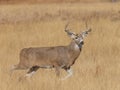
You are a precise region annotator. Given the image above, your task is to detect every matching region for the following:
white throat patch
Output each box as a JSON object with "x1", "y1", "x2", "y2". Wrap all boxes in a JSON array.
[{"x1": 74, "y1": 43, "x2": 79, "y2": 50}]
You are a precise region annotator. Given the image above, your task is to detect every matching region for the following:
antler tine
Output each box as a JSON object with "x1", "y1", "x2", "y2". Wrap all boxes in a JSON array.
[
  {"x1": 65, "y1": 22, "x2": 69, "y2": 31},
  {"x1": 85, "y1": 20, "x2": 88, "y2": 29},
  {"x1": 85, "y1": 20, "x2": 91, "y2": 33}
]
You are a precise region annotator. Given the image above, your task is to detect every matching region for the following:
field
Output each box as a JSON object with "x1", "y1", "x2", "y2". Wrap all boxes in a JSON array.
[
  {"x1": 0, "y1": 0, "x2": 120, "y2": 4},
  {"x1": 0, "y1": 2, "x2": 120, "y2": 90}
]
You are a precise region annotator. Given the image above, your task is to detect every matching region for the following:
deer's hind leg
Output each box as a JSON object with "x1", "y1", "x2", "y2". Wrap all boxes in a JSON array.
[
  {"x1": 19, "y1": 66, "x2": 39, "y2": 81},
  {"x1": 25, "y1": 66, "x2": 40, "y2": 78}
]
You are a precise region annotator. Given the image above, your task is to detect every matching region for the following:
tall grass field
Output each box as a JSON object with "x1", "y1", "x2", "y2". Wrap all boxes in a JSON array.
[{"x1": 0, "y1": 2, "x2": 120, "y2": 90}]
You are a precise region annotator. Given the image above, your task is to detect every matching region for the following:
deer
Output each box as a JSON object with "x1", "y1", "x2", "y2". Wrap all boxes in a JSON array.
[{"x1": 10, "y1": 23, "x2": 91, "y2": 80}]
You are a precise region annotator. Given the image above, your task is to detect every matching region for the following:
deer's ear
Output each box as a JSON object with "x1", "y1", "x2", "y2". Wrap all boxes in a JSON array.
[{"x1": 69, "y1": 34, "x2": 77, "y2": 39}]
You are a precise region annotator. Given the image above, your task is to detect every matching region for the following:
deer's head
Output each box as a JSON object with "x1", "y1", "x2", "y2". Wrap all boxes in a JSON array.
[{"x1": 65, "y1": 23, "x2": 91, "y2": 48}]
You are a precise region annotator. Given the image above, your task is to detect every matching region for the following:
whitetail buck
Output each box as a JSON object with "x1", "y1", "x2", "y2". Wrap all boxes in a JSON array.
[{"x1": 11, "y1": 23, "x2": 91, "y2": 80}]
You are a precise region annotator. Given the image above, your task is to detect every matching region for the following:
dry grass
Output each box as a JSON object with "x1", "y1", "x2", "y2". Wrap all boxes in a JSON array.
[
  {"x1": 0, "y1": 3, "x2": 120, "y2": 90},
  {"x1": 0, "y1": 3, "x2": 120, "y2": 24},
  {"x1": 0, "y1": 0, "x2": 120, "y2": 4}
]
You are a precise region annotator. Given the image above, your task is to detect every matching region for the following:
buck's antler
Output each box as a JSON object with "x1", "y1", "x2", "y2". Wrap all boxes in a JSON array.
[
  {"x1": 65, "y1": 23, "x2": 76, "y2": 36},
  {"x1": 79, "y1": 21, "x2": 91, "y2": 38}
]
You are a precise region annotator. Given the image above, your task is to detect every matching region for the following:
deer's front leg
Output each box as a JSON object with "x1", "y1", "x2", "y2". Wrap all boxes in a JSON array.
[{"x1": 62, "y1": 67, "x2": 73, "y2": 80}]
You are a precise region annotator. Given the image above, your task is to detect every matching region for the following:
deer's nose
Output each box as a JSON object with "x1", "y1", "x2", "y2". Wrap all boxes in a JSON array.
[{"x1": 80, "y1": 41, "x2": 84, "y2": 45}]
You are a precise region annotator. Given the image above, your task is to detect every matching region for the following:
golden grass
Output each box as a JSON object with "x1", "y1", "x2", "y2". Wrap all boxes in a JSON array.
[
  {"x1": 0, "y1": 3, "x2": 120, "y2": 90},
  {"x1": 0, "y1": 3, "x2": 120, "y2": 24},
  {"x1": 0, "y1": 0, "x2": 119, "y2": 4}
]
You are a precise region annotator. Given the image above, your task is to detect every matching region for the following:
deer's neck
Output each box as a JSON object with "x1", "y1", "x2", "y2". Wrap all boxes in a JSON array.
[
  {"x1": 68, "y1": 41, "x2": 82, "y2": 52},
  {"x1": 67, "y1": 41, "x2": 82, "y2": 60}
]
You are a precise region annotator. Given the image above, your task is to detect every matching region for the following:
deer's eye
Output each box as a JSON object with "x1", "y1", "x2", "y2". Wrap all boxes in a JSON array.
[{"x1": 75, "y1": 37, "x2": 78, "y2": 39}]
